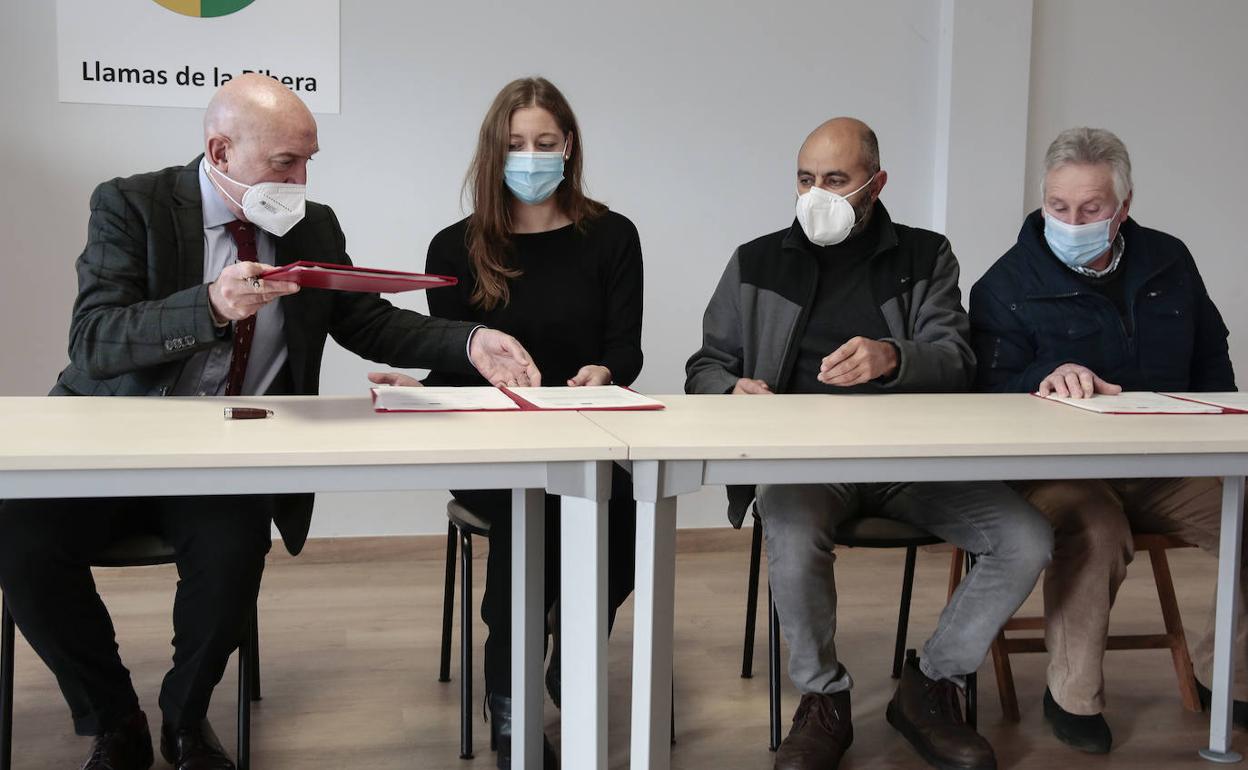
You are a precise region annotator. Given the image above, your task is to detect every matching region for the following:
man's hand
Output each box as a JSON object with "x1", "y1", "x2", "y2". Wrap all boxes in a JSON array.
[
  {"x1": 208, "y1": 262, "x2": 299, "y2": 323},
  {"x1": 368, "y1": 372, "x2": 422, "y2": 387},
  {"x1": 1038, "y1": 363, "x2": 1122, "y2": 399},
  {"x1": 732, "y1": 378, "x2": 774, "y2": 395},
  {"x1": 568, "y1": 365, "x2": 612, "y2": 387},
  {"x1": 469, "y1": 329, "x2": 542, "y2": 387},
  {"x1": 818, "y1": 337, "x2": 898, "y2": 387}
]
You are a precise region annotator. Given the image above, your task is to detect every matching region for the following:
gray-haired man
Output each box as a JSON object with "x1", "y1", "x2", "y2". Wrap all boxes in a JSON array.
[{"x1": 971, "y1": 126, "x2": 1245, "y2": 754}]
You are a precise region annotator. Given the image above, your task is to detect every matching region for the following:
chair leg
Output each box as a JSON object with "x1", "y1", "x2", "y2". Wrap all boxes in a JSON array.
[
  {"x1": 2, "y1": 599, "x2": 14, "y2": 770},
  {"x1": 459, "y1": 530, "x2": 474, "y2": 760},
  {"x1": 249, "y1": 604, "x2": 261, "y2": 702},
  {"x1": 990, "y1": 630, "x2": 1020, "y2": 722},
  {"x1": 893, "y1": 545, "x2": 919, "y2": 679},
  {"x1": 237, "y1": 613, "x2": 252, "y2": 770},
  {"x1": 966, "y1": 670, "x2": 978, "y2": 730},
  {"x1": 947, "y1": 547, "x2": 966, "y2": 597},
  {"x1": 767, "y1": 588, "x2": 782, "y2": 752},
  {"x1": 742, "y1": 514, "x2": 763, "y2": 679},
  {"x1": 671, "y1": 679, "x2": 676, "y2": 746},
  {"x1": 961, "y1": 553, "x2": 979, "y2": 731},
  {"x1": 1149, "y1": 546, "x2": 1202, "y2": 711},
  {"x1": 439, "y1": 522, "x2": 457, "y2": 684}
]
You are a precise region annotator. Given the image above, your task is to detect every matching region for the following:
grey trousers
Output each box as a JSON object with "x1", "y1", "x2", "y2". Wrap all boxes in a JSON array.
[{"x1": 756, "y1": 480, "x2": 1052, "y2": 694}]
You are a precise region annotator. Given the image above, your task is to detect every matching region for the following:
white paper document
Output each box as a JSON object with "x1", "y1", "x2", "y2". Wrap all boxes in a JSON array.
[
  {"x1": 371, "y1": 386, "x2": 521, "y2": 412},
  {"x1": 1163, "y1": 392, "x2": 1248, "y2": 412},
  {"x1": 507, "y1": 386, "x2": 665, "y2": 411},
  {"x1": 1039, "y1": 391, "x2": 1226, "y2": 414}
]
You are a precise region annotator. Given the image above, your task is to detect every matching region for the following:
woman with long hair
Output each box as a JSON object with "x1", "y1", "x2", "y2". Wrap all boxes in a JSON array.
[{"x1": 375, "y1": 76, "x2": 643, "y2": 768}]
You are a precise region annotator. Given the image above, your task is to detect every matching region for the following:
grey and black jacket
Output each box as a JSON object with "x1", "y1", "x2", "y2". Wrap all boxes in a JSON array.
[{"x1": 684, "y1": 202, "x2": 975, "y2": 527}]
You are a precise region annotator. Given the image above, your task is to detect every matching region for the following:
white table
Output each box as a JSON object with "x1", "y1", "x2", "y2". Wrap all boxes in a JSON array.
[
  {"x1": 584, "y1": 393, "x2": 1248, "y2": 768},
  {"x1": 0, "y1": 395, "x2": 626, "y2": 770}
]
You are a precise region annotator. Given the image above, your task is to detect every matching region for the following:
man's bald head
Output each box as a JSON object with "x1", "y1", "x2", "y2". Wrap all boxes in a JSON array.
[
  {"x1": 799, "y1": 117, "x2": 880, "y2": 176},
  {"x1": 203, "y1": 74, "x2": 319, "y2": 218},
  {"x1": 795, "y1": 117, "x2": 887, "y2": 239},
  {"x1": 204, "y1": 73, "x2": 315, "y2": 147}
]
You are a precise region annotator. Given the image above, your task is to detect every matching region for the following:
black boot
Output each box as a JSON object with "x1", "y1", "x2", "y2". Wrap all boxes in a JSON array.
[
  {"x1": 1043, "y1": 688, "x2": 1111, "y2": 754},
  {"x1": 886, "y1": 653, "x2": 996, "y2": 770},
  {"x1": 488, "y1": 693, "x2": 558, "y2": 769},
  {"x1": 1196, "y1": 678, "x2": 1248, "y2": 729}
]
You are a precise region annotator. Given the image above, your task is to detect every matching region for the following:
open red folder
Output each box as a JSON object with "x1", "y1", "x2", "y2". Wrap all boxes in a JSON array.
[
  {"x1": 370, "y1": 385, "x2": 665, "y2": 413},
  {"x1": 260, "y1": 261, "x2": 457, "y2": 293}
]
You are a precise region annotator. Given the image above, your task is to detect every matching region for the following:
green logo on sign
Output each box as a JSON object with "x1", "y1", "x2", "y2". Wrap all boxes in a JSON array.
[{"x1": 153, "y1": 0, "x2": 256, "y2": 18}]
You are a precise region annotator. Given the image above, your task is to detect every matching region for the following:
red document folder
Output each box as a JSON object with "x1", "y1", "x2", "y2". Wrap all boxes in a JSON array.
[{"x1": 260, "y1": 261, "x2": 457, "y2": 293}]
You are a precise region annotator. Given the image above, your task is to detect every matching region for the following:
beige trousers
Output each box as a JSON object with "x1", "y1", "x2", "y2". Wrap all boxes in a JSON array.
[{"x1": 1014, "y1": 477, "x2": 1248, "y2": 715}]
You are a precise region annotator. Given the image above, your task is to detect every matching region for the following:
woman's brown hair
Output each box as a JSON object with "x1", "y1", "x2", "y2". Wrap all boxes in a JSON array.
[{"x1": 464, "y1": 77, "x2": 606, "y2": 310}]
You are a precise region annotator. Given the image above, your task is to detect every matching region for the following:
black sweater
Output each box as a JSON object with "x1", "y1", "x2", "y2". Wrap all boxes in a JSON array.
[{"x1": 423, "y1": 210, "x2": 644, "y2": 387}]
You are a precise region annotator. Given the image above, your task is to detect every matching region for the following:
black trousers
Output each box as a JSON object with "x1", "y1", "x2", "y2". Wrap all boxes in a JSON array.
[
  {"x1": 0, "y1": 495, "x2": 272, "y2": 735},
  {"x1": 453, "y1": 464, "x2": 637, "y2": 697}
]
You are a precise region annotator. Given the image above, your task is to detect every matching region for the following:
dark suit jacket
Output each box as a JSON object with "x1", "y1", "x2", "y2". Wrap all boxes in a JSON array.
[{"x1": 51, "y1": 157, "x2": 479, "y2": 554}]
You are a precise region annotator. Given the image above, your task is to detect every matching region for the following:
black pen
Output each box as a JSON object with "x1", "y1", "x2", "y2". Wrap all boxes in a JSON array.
[{"x1": 223, "y1": 407, "x2": 274, "y2": 420}]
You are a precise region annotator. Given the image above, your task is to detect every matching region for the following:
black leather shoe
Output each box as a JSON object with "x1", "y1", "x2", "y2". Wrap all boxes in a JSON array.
[
  {"x1": 886, "y1": 654, "x2": 996, "y2": 770},
  {"x1": 1196, "y1": 678, "x2": 1248, "y2": 729},
  {"x1": 82, "y1": 710, "x2": 153, "y2": 770},
  {"x1": 488, "y1": 693, "x2": 558, "y2": 769},
  {"x1": 773, "y1": 691, "x2": 853, "y2": 770},
  {"x1": 159, "y1": 720, "x2": 235, "y2": 770},
  {"x1": 1043, "y1": 688, "x2": 1111, "y2": 753}
]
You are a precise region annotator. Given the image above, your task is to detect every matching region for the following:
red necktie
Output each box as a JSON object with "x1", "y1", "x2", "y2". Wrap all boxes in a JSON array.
[{"x1": 223, "y1": 220, "x2": 258, "y2": 396}]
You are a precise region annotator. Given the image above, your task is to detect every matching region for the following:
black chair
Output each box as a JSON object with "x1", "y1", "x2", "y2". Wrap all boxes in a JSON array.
[
  {"x1": 0, "y1": 533, "x2": 261, "y2": 770},
  {"x1": 438, "y1": 499, "x2": 492, "y2": 760},
  {"x1": 742, "y1": 508, "x2": 977, "y2": 750},
  {"x1": 439, "y1": 498, "x2": 676, "y2": 759}
]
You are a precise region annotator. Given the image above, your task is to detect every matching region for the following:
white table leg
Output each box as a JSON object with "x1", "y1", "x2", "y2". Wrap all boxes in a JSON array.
[
  {"x1": 1201, "y1": 475, "x2": 1245, "y2": 764},
  {"x1": 512, "y1": 488, "x2": 546, "y2": 770},
  {"x1": 559, "y1": 463, "x2": 610, "y2": 770},
  {"x1": 630, "y1": 493, "x2": 677, "y2": 770}
]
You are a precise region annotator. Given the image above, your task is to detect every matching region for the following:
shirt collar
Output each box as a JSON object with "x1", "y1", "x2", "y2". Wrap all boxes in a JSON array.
[
  {"x1": 198, "y1": 157, "x2": 240, "y2": 229},
  {"x1": 1065, "y1": 232, "x2": 1125, "y2": 279}
]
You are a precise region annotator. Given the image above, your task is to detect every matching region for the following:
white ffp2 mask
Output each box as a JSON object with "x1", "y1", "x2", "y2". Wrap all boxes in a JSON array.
[
  {"x1": 207, "y1": 161, "x2": 307, "y2": 237},
  {"x1": 795, "y1": 174, "x2": 876, "y2": 246}
]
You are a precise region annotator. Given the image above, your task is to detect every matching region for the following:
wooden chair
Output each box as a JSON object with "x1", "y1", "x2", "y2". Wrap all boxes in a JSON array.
[{"x1": 948, "y1": 533, "x2": 1200, "y2": 722}]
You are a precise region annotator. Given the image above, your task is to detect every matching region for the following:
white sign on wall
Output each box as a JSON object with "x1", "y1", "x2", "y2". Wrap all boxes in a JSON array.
[{"x1": 56, "y1": 0, "x2": 340, "y2": 113}]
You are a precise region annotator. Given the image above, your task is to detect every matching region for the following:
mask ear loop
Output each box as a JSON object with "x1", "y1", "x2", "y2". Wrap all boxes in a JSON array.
[
  {"x1": 207, "y1": 161, "x2": 249, "y2": 211},
  {"x1": 846, "y1": 172, "x2": 879, "y2": 227}
]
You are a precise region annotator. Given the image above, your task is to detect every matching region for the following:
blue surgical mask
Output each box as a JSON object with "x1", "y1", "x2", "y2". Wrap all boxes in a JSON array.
[
  {"x1": 504, "y1": 150, "x2": 565, "y2": 205},
  {"x1": 1043, "y1": 206, "x2": 1121, "y2": 268}
]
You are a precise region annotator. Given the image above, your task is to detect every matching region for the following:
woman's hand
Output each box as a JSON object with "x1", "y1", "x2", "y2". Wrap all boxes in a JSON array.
[
  {"x1": 368, "y1": 372, "x2": 423, "y2": 387},
  {"x1": 568, "y1": 365, "x2": 612, "y2": 387}
]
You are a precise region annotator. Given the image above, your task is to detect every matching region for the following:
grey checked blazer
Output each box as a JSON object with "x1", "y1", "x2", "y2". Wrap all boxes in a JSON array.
[{"x1": 51, "y1": 157, "x2": 479, "y2": 554}]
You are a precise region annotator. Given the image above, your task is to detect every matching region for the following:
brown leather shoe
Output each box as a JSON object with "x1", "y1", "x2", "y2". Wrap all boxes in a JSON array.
[
  {"x1": 886, "y1": 655, "x2": 996, "y2": 770},
  {"x1": 82, "y1": 710, "x2": 154, "y2": 770},
  {"x1": 159, "y1": 720, "x2": 235, "y2": 770},
  {"x1": 774, "y1": 691, "x2": 853, "y2": 769}
]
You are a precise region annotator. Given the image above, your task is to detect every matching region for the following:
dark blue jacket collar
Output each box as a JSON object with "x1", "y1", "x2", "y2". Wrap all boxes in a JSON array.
[{"x1": 1015, "y1": 208, "x2": 1178, "y2": 301}]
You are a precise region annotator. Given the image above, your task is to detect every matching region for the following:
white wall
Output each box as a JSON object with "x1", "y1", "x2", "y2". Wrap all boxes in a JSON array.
[
  {"x1": 1, "y1": 0, "x2": 943, "y2": 535},
  {"x1": 2, "y1": 1, "x2": 1244, "y2": 536}
]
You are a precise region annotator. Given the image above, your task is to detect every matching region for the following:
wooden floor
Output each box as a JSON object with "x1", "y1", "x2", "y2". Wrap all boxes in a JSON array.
[{"x1": 2, "y1": 529, "x2": 1236, "y2": 769}]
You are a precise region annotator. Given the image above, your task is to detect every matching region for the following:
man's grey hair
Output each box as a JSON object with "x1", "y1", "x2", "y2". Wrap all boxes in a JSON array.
[{"x1": 1043, "y1": 127, "x2": 1133, "y2": 202}]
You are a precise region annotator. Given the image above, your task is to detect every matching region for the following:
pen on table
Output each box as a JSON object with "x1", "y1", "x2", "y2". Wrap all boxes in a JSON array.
[{"x1": 223, "y1": 407, "x2": 274, "y2": 420}]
